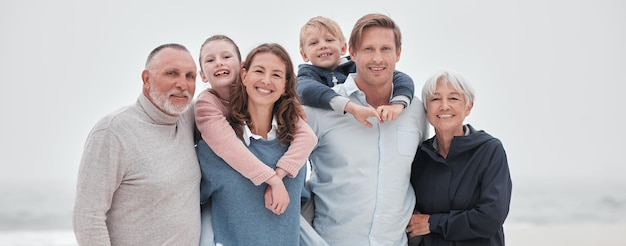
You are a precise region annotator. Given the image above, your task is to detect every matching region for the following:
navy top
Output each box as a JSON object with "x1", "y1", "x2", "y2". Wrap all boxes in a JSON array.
[{"x1": 410, "y1": 124, "x2": 512, "y2": 246}]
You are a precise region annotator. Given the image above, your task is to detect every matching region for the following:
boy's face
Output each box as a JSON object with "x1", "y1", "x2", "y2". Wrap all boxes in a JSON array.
[{"x1": 299, "y1": 29, "x2": 347, "y2": 71}]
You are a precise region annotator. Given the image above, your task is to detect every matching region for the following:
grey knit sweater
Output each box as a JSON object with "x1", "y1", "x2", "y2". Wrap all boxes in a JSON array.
[{"x1": 73, "y1": 94, "x2": 200, "y2": 245}]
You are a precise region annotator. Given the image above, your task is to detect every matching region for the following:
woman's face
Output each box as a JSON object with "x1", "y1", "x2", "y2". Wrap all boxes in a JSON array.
[
  {"x1": 240, "y1": 52, "x2": 286, "y2": 107},
  {"x1": 425, "y1": 80, "x2": 473, "y2": 135}
]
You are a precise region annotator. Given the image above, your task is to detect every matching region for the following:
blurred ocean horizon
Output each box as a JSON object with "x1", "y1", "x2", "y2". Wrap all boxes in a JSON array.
[
  {"x1": 4, "y1": 176, "x2": 626, "y2": 229},
  {"x1": 1, "y1": 176, "x2": 625, "y2": 245}
]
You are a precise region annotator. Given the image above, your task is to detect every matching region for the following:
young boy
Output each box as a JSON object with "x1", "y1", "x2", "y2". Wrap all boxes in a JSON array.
[{"x1": 297, "y1": 16, "x2": 415, "y2": 128}]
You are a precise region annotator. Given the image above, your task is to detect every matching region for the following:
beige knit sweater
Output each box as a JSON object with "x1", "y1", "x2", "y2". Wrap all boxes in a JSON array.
[{"x1": 73, "y1": 94, "x2": 200, "y2": 245}]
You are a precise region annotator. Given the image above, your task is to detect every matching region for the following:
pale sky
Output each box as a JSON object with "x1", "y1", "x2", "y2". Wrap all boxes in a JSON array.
[{"x1": 1, "y1": 0, "x2": 625, "y2": 229}]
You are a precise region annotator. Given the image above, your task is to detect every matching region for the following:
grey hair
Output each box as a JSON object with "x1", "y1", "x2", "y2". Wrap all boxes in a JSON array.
[
  {"x1": 421, "y1": 70, "x2": 475, "y2": 109},
  {"x1": 145, "y1": 43, "x2": 190, "y2": 69}
]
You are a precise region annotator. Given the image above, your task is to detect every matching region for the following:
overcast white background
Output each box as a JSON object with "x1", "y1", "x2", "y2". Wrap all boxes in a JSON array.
[{"x1": 1, "y1": 0, "x2": 625, "y2": 231}]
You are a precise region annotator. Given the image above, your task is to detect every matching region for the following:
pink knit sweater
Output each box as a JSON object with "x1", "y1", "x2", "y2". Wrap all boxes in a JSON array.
[{"x1": 194, "y1": 89, "x2": 317, "y2": 185}]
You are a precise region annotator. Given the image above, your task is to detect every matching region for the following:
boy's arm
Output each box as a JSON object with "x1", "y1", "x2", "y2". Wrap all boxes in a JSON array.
[
  {"x1": 275, "y1": 117, "x2": 318, "y2": 178},
  {"x1": 297, "y1": 65, "x2": 341, "y2": 110},
  {"x1": 345, "y1": 101, "x2": 382, "y2": 128},
  {"x1": 195, "y1": 91, "x2": 275, "y2": 186},
  {"x1": 391, "y1": 70, "x2": 415, "y2": 107},
  {"x1": 372, "y1": 70, "x2": 415, "y2": 122}
]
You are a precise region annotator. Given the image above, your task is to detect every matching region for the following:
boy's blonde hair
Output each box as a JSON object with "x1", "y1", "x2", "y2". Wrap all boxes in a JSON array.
[{"x1": 299, "y1": 16, "x2": 346, "y2": 50}]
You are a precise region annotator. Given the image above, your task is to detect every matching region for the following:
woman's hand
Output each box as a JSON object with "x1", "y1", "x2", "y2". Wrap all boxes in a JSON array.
[{"x1": 406, "y1": 213, "x2": 431, "y2": 237}]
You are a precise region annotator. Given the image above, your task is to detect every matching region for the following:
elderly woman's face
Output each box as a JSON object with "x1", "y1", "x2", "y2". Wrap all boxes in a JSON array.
[{"x1": 425, "y1": 80, "x2": 473, "y2": 134}]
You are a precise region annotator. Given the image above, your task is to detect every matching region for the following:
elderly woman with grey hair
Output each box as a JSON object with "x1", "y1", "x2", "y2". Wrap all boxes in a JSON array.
[{"x1": 406, "y1": 71, "x2": 512, "y2": 246}]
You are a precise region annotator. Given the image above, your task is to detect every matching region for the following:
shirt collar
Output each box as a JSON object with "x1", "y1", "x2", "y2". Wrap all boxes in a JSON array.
[
  {"x1": 342, "y1": 73, "x2": 394, "y2": 102},
  {"x1": 342, "y1": 73, "x2": 361, "y2": 97},
  {"x1": 242, "y1": 116, "x2": 278, "y2": 146}
]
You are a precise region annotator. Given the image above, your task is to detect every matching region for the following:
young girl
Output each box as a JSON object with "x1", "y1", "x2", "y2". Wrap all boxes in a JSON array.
[{"x1": 197, "y1": 42, "x2": 311, "y2": 245}]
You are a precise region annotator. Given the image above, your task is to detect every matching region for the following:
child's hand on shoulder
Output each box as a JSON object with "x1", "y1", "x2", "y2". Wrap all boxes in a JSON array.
[
  {"x1": 345, "y1": 101, "x2": 382, "y2": 128},
  {"x1": 376, "y1": 103, "x2": 404, "y2": 121}
]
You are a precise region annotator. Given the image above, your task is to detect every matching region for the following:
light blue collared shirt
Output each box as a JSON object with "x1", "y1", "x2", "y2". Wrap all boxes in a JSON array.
[{"x1": 304, "y1": 74, "x2": 429, "y2": 246}]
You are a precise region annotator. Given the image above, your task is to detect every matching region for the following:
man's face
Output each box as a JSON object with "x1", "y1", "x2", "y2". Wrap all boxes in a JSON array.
[
  {"x1": 143, "y1": 48, "x2": 197, "y2": 116},
  {"x1": 350, "y1": 26, "x2": 400, "y2": 88}
]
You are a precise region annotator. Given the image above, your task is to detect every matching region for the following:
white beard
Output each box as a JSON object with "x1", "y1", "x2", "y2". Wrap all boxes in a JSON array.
[{"x1": 149, "y1": 86, "x2": 191, "y2": 116}]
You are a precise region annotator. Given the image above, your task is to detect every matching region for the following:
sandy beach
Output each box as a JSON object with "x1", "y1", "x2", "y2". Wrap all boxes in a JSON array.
[
  {"x1": 0, "y1": 230, "x2": 76, "y2": 246},
  {"x1": 1, "y1": 224, "x2": 625, "y2": 246},
  {"x1": 505, "y1": 223, "x2": 626, "y2": 246}
]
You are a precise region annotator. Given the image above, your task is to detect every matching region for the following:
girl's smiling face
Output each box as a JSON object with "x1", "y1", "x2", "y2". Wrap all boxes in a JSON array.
[{"x1": 199, "y1": 40, "x2": 241, "y2": 92}]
